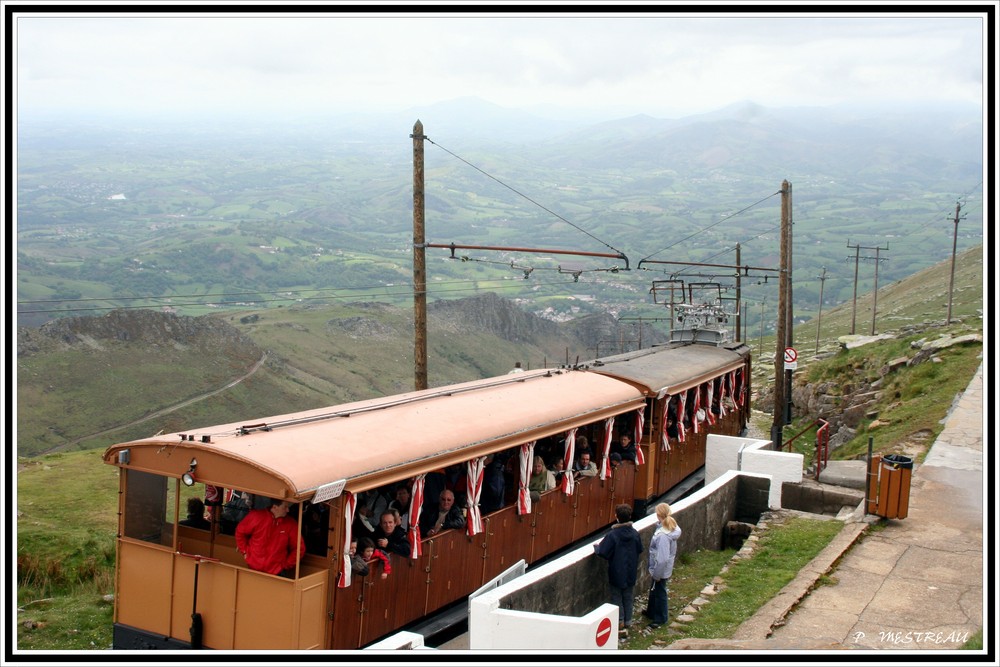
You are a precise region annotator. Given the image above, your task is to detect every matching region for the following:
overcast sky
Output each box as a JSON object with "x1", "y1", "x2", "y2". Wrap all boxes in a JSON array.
[{"x1": 11, "y1": 7, "x2": 990, "y2": 122}]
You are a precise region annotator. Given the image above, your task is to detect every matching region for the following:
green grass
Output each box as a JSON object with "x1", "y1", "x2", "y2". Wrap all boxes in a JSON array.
[
  {"x1": 16, "y1": 449, "x2": 119, "y2": 650},
  {"x1": 624, "y1": 517, "x2": 845, "y2": 649}
]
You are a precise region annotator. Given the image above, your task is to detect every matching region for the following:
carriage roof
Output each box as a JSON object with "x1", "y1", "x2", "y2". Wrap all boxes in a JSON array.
[
  {"x1": 102, "y1": 368, "x2": 644, "y2": 502},
  {"x1": 577, "y1": 341, "x2": 748, "y2": 397}
]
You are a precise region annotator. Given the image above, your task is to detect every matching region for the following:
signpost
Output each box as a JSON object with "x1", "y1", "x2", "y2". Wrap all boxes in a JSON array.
[{"x1": 783, "y1": 347, "x2": 797, "y2": 424}]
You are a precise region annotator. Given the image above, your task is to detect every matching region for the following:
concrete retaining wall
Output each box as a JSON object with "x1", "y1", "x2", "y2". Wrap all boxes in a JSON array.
[
  {"x1": 706, "y1": 434, "x2": 802, "y2": 509},
  {"x1": 470, "y1": 469, "x2": 772, "y2": 632}
]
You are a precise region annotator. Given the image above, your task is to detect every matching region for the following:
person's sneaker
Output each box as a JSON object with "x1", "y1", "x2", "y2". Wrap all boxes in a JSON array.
[
  {"x1": 618, "y1": 626, "x2": 629, "y2": 638},
  {"x1": 647, "y1": 623, "x2": 661, "y2": 630}
]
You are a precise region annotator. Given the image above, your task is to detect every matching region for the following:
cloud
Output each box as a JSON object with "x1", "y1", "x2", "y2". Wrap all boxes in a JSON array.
[{"x1": 13, "y1": 12, "x2": 986, "y2": 119}]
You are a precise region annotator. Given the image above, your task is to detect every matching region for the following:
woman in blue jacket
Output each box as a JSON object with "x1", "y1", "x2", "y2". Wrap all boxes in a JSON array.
[{"x1": 646, "y1": 502, "x2": 682, "y2": 628}]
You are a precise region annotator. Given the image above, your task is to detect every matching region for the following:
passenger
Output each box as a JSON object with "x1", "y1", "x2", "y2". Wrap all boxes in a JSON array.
[
  {"x1": 528, "y1": 455, "x2": 556, "y2": 502},
  {"x1": 608, "y1": 452, "x2": 623, "y2": 470},
  {"x1": 479, "y1": 454, "x2": 506, "y2": 514},
  {"x1": 645, "y1": 502, "x2": 682, "y2": 629},
  {"x1": 549, "y1": 458, "x2": 567, "y2": 486},
  {"x1": 357, "y1": 489, "x2": 389, "y2": 524},
  {"x1": 573, "y1": 451, "x2": 598, "y2": 479},
  {"x1": 387, "y1": 483, "x2": 412, "y2": 530},
  {"x1": 179, "y1": 497, "x2": 211, "y2": 530},
  {"x1": 419, "y1": 490, "x2": 466, "y2": 537},
  {"x1": 358, "y1": 536, "x2": 391, "y2": 580},
  {"x1": 666, "y1": 410, "x2": 679, "y2": 440},
  {"x1": 422, "y1": 471, "x2": 447, "y2": 516},
  {"x1": 611, "y1": 432, "x2": 638, "y2": 463},
  {"x1": 220, "y1": 490, "x2": 252, "y2": 535},
  {"x1": 234, "y1": 498, "x2": 305, "y2": 578},
  {"x1": 594, "y1": 504, "x2": 642, "y2": 637},
  {"x1": 443, "y1": 464, "x2": 468, "y2": 508},
  {"x1": 351, "y1": 503, "x2": 378, "y2": 542},
  {"x1": 303, "y1": 502, "x2": 329, "y2": 555},
  {"x1": 373, "y1": 510, "x2": 410, "y2": 556},
  {"x1": 349, "y1": 539, "x2": 369, "y2": 577},
  {"x1": 575, "y1": 435, "x2": 591, "y2": 458}
]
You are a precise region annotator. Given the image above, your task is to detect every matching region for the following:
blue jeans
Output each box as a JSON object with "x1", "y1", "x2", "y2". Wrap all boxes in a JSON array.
[
  {"x1": 647, "y1": 578, "x2": 668, "y2": 624},
  {"x1": 610, "y1": 585, "x2": 636, "y2": 627}
]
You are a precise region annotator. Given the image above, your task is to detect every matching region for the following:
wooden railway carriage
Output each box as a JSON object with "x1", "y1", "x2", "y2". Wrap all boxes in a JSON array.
[
  {"x1": 102, "y1": 342, "x2": 750, "y2": 650},
  {"x1": 580, "y1": 340, "x2": 752, "y2": 515}
]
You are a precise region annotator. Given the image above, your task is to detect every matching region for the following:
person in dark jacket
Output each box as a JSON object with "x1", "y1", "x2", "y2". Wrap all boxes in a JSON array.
[
  {"x1": 373, "y1": 510, "x2": 410, "y2": 556},
  {"x1": 594, "y1": 503, "x2": 642, "y2": 636}
]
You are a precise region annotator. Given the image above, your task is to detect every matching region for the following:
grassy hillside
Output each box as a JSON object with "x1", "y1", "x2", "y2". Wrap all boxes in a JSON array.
[
  {"x1": 15, "y1": 297, "x2": 601, "y2": 457},
  {"x1": 748, "y1": 244, "x2": 984, "y2": 464}
]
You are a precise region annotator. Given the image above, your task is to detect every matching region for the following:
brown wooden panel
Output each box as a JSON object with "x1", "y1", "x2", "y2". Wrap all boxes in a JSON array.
[
  {"x1": 328, "y1": 577, "x2": 364, "y2": 649},
  {"x1": 481, "y1": 506, "x2": 530, "y2": 581},
  {"x1": 117, "y1": 542, "x2": 174, "y2": 636},
  {"x1": 572, "y1": 476, "x2": 607, "y2": 539},
  {"x1": 296, "y1": 574, "x2": 327, "y2": 649},
  {"x1": 528, "y1": 489, "x2": 574, "y2": 562},
  {"x1": 233, "y1": 572, "x2": 296, "y2": 649},
  {"x1": 424, "y1": 527, "x2": 482, "y2": 612}
]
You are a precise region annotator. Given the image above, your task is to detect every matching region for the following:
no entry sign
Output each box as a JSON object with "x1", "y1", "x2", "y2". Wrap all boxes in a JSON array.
[{"x1": 595, "y1": 616, "x2": 613, "y2": 647}]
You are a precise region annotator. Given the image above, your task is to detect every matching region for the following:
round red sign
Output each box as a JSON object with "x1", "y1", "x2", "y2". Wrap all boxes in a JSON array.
[{"x1": 595, "y1": 616, "x2": 613, "y2": 647}]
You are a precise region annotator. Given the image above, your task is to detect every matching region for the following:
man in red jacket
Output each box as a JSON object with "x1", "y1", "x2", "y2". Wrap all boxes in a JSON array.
[{"x1": 235, "y1": 498, "x2": 305, "y2": 577}]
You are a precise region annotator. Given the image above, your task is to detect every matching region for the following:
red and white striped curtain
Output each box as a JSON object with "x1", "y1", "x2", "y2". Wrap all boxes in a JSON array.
[
  {"x1": 633, "y1": 406, "x2": 646, "y2": 465},
  {"x1": 739, "y1": 367, "x2": 749, "y2": 407},
  {"x1": 728, "y1": 371, "x2": 738, "y2": 409},
  {"x1": 706, "y1": 380, "x2": 716, "y2": 425},
  {"x1": 660, "y1": 397, "x2": 672, "y2": 452},
  {"x1": 692, "y1": 385, "x2": 702, "y2": 434},
  {"x1": 465, "y1": 457, "x2": 486, "y2": 537},
  {"x1": 600, "y1": 416, "x2": 615, "y2": 480},
  {"x1": 337, "y1": 491, "x2": 357, "y2": 588},
  {"x1": 677, "y1": 392, "x2": 687, "y2": 442},
  {"x1": 408, "y1": 475, "x2": 425, "y2": 559},
  {"x1": 518, "y1": 441, "x2": 536, "y2": 515},
  {"x1": 718, "y1": 375, "x2": 728, "y2": 417},
  {"x1": 561, "y1": 428, "x2": 577, "y2": 495}
]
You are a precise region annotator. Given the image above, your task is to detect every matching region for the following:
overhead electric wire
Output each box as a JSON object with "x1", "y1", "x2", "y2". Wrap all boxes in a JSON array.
[
  {"x1": 426, "y1": 137, "x2": 628, "y2": 260},
  {"x1": 639, "y1": 189, "x2": 782, "y2": 265}
]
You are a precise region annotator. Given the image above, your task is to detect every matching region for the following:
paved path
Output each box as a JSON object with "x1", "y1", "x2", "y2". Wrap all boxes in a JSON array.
[{"x1": 766, "y1": 363, "x2": 984, "y2": 651}]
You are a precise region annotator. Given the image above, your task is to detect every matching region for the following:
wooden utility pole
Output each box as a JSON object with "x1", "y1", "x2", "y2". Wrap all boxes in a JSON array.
[
  {"x1": 735, "y1": 243, "x2": 742, "y2": 341},
  {"x1": 772, "y1": 180, "x2": 791, "y2": 448},
  {"x1": 848, "y1": 242, "x2": 861, "y2": 335},
  {"x1": 869, "y1": 245, "x2": 886, "y2": 336},
  {"x1": 946, "y1": 201, "x2": 963, "y2": 324},
  {"x1": 814, "y1": 267, "x2": 827, "y2": 355},
  {"x1": 412, "y1": 120, "x2": 428, "y2": 391},
  {"x1": 785, "y1": 182, "x2": 793, "y2": 348}
]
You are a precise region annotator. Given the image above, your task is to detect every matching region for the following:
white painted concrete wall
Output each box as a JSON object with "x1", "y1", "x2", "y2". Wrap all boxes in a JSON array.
[
  {"x1": 468, "y1": 600, "x2": 620, "y2": 650},
  {"x1": 704, "y1": 434, "x2": 802, "y2": 509},
  {"x1": 462, "y1": 469, "x2": 764, "y2": 650},
  {"x1": 364, "y1": 631, "x2": 429, "y2": 650}
]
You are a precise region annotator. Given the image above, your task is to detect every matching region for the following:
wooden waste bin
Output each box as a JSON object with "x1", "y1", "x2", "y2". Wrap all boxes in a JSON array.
[{"x1": 867, "y1": 454, "x2": 913, "y2": 519}]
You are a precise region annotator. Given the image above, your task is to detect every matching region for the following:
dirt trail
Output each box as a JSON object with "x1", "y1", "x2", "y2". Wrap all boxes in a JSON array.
[{"x1": 32, "y1": 352, "x2": 268, "y2": 459}]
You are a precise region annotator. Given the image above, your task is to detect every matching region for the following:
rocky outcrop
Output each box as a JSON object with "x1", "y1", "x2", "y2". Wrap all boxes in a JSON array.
[{"x1": 17, "y1": 309, "x2": 259, "y2": 357}]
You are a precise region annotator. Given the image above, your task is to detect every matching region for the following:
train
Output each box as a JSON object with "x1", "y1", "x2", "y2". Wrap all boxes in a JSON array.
[{"x1": 102, "y1": 330, "x2": 751, "y2": 650}]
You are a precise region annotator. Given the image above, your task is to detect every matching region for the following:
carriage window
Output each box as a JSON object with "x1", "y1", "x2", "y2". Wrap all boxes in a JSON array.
[{"x1": 123, "y1": 469, "x2": 176, "y2": 546}]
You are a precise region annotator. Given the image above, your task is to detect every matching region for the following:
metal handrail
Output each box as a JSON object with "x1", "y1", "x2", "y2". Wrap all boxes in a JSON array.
[{"x1": 782, "y1": 417, "x2": 831, "y2": 479}]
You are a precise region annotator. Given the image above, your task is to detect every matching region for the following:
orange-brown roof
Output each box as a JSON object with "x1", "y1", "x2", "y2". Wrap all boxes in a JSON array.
[
  {"x1": 581, "y1": 342, "x2": 747, "y2": 397},
  {"x1": 103, "y1": 368, "x2": 644, "y2": 500}
]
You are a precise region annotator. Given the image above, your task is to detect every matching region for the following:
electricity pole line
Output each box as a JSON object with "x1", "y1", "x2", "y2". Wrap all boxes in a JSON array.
[
  {"x1": 412, "y1": 120, "x2": 427, "y2": 391},
  {"x1": 814, "y1": 267, "x2": 827, "y2": 355},
  {"x1": 946, "y1": 201, "x2": 966, "y2": 324},
  {"x1": 846, "y1": 240, "x2": 888, "y2": 336}
]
